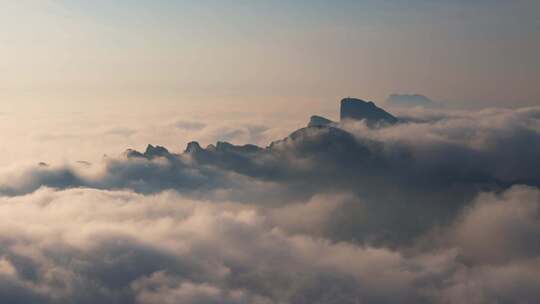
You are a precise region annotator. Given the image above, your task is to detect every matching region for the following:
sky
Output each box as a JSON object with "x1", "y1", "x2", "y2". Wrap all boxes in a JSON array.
[
  {"x1": 1, "y1": 0, "x2": 539, "y2": 115},
  {"x1": 1, "y1": 2, "x2": 540, "y2": 303},
  {"x1": 1, "y1": 0, "x2": 539, "y2": 165}
]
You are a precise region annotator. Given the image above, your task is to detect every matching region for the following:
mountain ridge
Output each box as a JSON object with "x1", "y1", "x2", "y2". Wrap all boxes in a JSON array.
[{"x1": 126, "y1": 97, "x2": 394, "y2": 160}]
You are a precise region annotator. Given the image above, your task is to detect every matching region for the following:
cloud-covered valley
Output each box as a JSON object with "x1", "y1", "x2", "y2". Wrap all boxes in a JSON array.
[
  {"x1": 1, "y1": 100, "x2": 539, "y2": 303},
  {"x1": 1, "y1": 186, "x2": 539, "y2": 304}
]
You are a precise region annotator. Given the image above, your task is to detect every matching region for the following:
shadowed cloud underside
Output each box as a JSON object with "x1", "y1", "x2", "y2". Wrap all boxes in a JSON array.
[{"x1": 0, "y1": 98, "x2": 539, "y2": 303}]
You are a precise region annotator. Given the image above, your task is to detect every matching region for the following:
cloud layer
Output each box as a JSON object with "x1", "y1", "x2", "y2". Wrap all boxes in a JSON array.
[
  {"x1": 0, "y1": 106, "x2": 539, "y2": 303},
  {"x1": 0, "y1": 186, "x2": 539, "y2": 303}
]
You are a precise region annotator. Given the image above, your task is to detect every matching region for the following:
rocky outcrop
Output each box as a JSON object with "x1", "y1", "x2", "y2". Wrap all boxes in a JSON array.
[
  {"x1": 144, "y1": 145, "x2": 170, "y2": 158},
  {"x1": 126, "y1": 144, "x2": 171, "y2": 159},
  {"x1": 126, "y1": 97, "x2": 398, "y2": 161},
  {"x1": 386, "y1": 94, "x2": 434, "y2": 108},
  {"x1": 340, "y1": 98, "x2": 398, "y2": 126},
  {"x1": 185, "y1": 141, "x2": 203, "y2": 154},
  {"x1": 308, "y1": 115, "x2": 335, "y2": 127}
]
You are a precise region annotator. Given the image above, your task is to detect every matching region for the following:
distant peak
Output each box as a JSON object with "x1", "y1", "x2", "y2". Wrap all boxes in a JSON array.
[
  {"x1": 124, "y1": 149, "x2": 145, "y2": 159},
  {"x1": 144, "y1": 145, "x2": 170, "y2": 157},
  {"x1": 308, "y1": 115, "x2": 335, "y2": 128},
  {"x1": 386, "y1": 94, "x2": 434, "y2": 108},
  {"x1": 341, "y1": 97, "x2": 370, "y2": 104},
  {"x1": 340, "y1": 97, "x2": 398, "y2": 126},
  {"x1": 185, "y1": 141, "x2": 203, "y2": 153}
]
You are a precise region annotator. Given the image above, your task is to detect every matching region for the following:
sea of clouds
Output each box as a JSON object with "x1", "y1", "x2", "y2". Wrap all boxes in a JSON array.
[{"x1": 0, "y1": 105, "x2": 539, "y2": 303}]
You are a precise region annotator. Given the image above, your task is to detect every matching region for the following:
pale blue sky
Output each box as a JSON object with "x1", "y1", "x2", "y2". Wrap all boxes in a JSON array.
[
  {"x1": 1, "y1": 0, "x2": 539, "y2": 112},
  {"x1": 0, "y1": 0, "x2": 539, "y2": 166}
]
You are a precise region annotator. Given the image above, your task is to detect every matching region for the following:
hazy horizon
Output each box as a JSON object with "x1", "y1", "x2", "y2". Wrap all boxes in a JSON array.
[
  {"x1": 1, "y1": 1, "x2": 539, "y2": 303},
  {"x1": 2, "y1": 0, "x2": 539, "y2": 109}
]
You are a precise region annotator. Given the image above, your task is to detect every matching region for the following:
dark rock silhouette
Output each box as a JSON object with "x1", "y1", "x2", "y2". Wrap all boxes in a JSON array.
[
  {"x1": 185, "y1": 141, "x2": 203, "y2": 154},
  {"x1": 386, "y1": 94, "x2": 434, "y2": 108},
  {"x1": 6, "y1": 97, "x2": 540, "y2": 248},
  {"x1": 129, "y1": 97, "x2": 397, "y2": 164},
  {"x1": 308, "y1": 115, "x2": 335, "y2": 127},
  {"x1": 124, "y1": 149, "x2": 145, "y2": 159},
  {"x1": 125, "y1": 145, "x2": 172, "y2": 159},
  {"x1": 340, "y1": 98, "x2": 398, "y2": 126},
  {"x1": 144, "y1": 145, "x2": 169, "y2": 158},
  {"x1": 213, "y1": 142, "x2": 262, "y2": 153}
]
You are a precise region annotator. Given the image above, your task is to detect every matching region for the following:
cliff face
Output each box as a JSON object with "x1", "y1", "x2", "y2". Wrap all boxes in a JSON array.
[
  {"x1": 340, "y1": 98, "x2": 398, "y2": 126},
  {"x1": 127, "y1": 97, "x2": 399, "y2": 163},
  {"x1": 308, "y1": 115, "x2": 335, "y2": 127}
]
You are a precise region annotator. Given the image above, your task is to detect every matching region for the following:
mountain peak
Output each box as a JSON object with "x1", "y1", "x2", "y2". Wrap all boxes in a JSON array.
[
  {"x1": 185, "y1": 141, "x2": 203, "y2": 154},
  {"x1": 308, "y1": 115, "x2": 335, "y2": 127},
  {"x1": 144, "y1": 145, "x2": 170, "y2": 158},
  {"x1": 340, "y1": 98, "x2": 398, "y2": 126},
  {"x1": 386, "y1": 94, "x2": 434, "y2": 108}
]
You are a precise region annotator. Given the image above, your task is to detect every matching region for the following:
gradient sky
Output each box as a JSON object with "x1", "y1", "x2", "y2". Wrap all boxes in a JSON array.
[
  {"x1": 1, "y1": 0, "x2": 539, "y2": 114},
  {"x1": 1, "y1": 5, "x2": 540, "y2": 302}
]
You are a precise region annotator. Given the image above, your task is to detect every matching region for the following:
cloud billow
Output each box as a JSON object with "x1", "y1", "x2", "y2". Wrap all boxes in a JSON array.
[
  {"x1": 0, "y1": 186, "x2": 539, "y2": 303},
  {"x1": 0, "y1": 102, "x2": 539, "y2": 303}
]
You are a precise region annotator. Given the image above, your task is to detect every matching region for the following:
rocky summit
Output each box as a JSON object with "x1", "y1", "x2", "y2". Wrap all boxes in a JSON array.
[
  {"x1": 308, "y1": 115, "x2": 335, "y2": 127},
  {"x1": 340, "y1": 97, "x2": 398, "y2": 126}
]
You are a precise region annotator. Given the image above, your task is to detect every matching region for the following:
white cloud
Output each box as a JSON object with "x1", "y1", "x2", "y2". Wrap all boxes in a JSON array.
[
  {"x1": 0, "y1": 185, "x2": 538, "y2": 303},
  {"x1": 0, "y1": 105, "x2": 539, "y2": 302}
]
